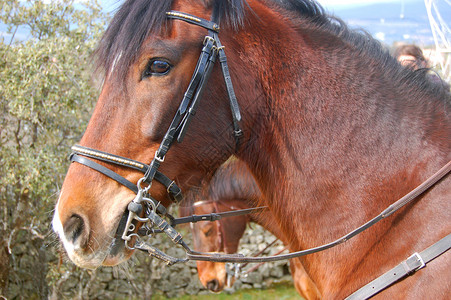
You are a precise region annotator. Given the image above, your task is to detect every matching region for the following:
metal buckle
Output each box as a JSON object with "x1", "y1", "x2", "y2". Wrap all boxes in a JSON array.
[
  {"x1": 167, "y1": 180, "x2": 175, "y2": 193},
  {"x1": 234, "y1": 129, "x2": 243, "y2": 137},
  {"x1": 405, "y1": 252, "x2": 425, "y2": 273},
  {"x1": 203, "y1": 35, "x2": 214, "y2": 45},
  {"x1": 154, "y1": 151, "x2": 165, "y2": 163}
]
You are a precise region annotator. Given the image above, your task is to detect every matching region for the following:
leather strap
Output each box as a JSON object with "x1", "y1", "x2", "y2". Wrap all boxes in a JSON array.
[
  {"x1": 165, "y1": 11, "x2": 243, "y2": 150},
  {"x1": 166, "y1": 11, "x2": 220, "y2": 32},
  {"x1": 176, "y1": 36, "x2": 218, "y2": 142},
  {"x1": 71, "y1": 145, "x2": 182, "y2": 203},
  {"x1": 71, "y1": 153, "x2": 138, "y2": 193},
  {"x1": 170, "y1": 206, "x2": 267, "y2": 226},
  {"x1": 345, "y1": 233, "x2": 451, "y2": 299},
  {"x1": 177, "y1": 39, "x2": 212, "y2": 115},
  {"x1": 186, "y1": 161, "x2": 450, "y2": 263},
  {"x1": 214, "y1": 32, "x2": 243, "y2": 150},
  {"x1": 142, "y1": 30, "x2": 219, "y2": 185},
  {"x1": 70, "y1": 153, "x2": 169, "y2": 215}
]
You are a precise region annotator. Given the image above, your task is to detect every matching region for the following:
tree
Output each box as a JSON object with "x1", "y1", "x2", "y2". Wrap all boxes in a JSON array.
[{"x1": 0, "y1": 0, "x2": 106, "y2": 297}]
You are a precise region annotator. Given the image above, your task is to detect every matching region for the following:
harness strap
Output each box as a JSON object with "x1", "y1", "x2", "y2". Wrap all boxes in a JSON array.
[
  {"x1": 171, "y1": 206, "x2": 266, "y2": 226},
  {"x1": 70, "y1": 153, "x2": 168, "y2": 215},
  {"x1": 186, "y1": 160, "x2": 451, "y2": 263},
  {"x1": 242, "y1": 246, "x2": 289, "y2": 276},
  {"x1": 142, "y1": 23, "x2": 221, "y2": 185},
  {"x1": 71, "y1": 145, "x2": 182, "y2": 203},
  {"x1": 345, "y1": 233, "x2": 451, "y2": 300},
  {"x1": 166, "y1": 11, "x2": 243, "y2": 151},
  {"x1": 70, "y1": 153, "x2": 138, "y2": 192},
  {"x1": 176, "y1": 36, "x2": 218, "y2": 142},
  {"x1": 214, "y1": 33, "x2": 243, "y2": 150},
  {"x1": 166, "y1": 11, "x2": 220, "y2": 32}
]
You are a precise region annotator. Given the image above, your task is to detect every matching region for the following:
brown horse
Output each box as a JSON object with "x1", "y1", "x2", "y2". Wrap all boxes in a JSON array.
[
  {"x1": 181, "y1": 158, "x2": 320, "y2": 298},
  {"x1": 53, "y1": 0, "x2": 450, "y2": 298}
]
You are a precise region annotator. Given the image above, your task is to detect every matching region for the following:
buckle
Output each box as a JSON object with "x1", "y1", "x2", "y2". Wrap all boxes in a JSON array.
[
  {"x1": 404, "y1": 252, "x2": 425, "y2": 274},
  {"x1": 154, "y1": 151, "x2": 165, "y2": 163},
  {"x1": 234, "y1": 129, "x2": 243, "y2": 137},
  {"x1": 167, "y1": 180, "x2": 175, "y2": 192},
  {"x1": 203, "y1": 35, "x2": 214, "y2": 45}
]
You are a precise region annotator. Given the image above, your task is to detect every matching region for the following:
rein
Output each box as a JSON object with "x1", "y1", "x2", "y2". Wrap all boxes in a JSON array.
[
  {"x1": 68, "y1": 9, "x2": 451, "y2": 298},
  {"x1": 187, "y1": 160, "x2": 451, "y2": 263},
  {"x1": 191, "y1": 200, "x2": 286, "y2": 284}
]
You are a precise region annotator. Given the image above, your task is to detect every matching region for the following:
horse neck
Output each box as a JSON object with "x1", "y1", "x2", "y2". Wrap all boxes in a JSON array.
[
  {"x1": 234, "y1": 3, "x2": 450, "y2": 294},
  {"x1": 237, "y1": 4, "x2": 449, "y2": 218}
]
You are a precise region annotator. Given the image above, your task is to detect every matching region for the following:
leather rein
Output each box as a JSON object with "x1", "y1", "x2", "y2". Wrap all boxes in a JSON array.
[{"x1": 69, "y1": 10, "x2": 451, "y2": 298}]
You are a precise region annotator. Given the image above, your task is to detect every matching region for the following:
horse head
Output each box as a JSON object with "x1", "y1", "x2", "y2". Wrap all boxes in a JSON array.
[
  {"x1": 52, "y1": 0, "x2": 258, "y2": 269},
  {"x1": 188, "y1": 200, "x2": 249, "y2": 292}
]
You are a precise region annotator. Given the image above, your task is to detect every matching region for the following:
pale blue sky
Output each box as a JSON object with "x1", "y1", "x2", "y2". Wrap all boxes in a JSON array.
[
  {"x1": 320, "y1": 0, "x2": 397, "y2": 7},
  {"x1": 100, "y1": 0, "x2": 407, "y2": 13}
]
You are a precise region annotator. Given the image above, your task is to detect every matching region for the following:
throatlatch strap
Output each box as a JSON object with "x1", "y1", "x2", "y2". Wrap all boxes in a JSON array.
[{"x1": 214, "y1": 32, "x2": 243, "y2": 146}]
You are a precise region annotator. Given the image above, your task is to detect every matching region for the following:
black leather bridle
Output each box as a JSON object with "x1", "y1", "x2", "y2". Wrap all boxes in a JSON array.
[
  {"x1": 70, "y1": 10, "x2": 245, "y2": 259},
  {"x1": 69, "y1": 10, "x2": 451, "y2": 299}
]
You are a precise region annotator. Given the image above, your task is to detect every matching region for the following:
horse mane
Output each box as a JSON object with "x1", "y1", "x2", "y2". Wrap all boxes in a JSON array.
[
  {"x1": 94, "y1": 0, "x2": 326, "y2": 83},
  {"x1": 94, "y1": 0, "x2": 450, "y2": 102}
]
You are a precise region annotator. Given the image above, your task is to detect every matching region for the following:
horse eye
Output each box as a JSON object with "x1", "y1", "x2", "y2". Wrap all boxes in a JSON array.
[
  {"x1": 143, "y1": 59, "x2": 171, "y2": 77},
  {"x1": 202, "y1": 226, "x2": 214, "y2": 237}
]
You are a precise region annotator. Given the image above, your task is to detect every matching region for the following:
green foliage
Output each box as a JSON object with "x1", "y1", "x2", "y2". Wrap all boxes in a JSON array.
[{"x1": 0, "y1": 0, "x2": 107, "y2": 297}]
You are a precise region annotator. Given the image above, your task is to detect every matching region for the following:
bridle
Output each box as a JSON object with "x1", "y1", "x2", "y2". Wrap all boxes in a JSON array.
[
  {"x1": 68, "y1": 10, "x2": 451, "y2": 298},
  {"x1": 71, "y1": 10, "x2": 244, "y2": 256},
  {"x1": 191, "y1": 200, "x2": 234, "y2": 254},
  {"x1": 192, "y1": 200, "x2": 249, "y2": 254},
  {"x1": 191, "y1": 200, "x2": 287, "y2": 288}
]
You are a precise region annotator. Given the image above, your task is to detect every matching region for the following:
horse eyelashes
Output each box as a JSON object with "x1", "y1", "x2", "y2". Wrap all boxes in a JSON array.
[{"x1": 143, "y1": 59, "x2": 172, "y2": 78}]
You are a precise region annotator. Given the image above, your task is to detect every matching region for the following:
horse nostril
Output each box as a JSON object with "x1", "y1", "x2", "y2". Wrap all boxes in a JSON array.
[
  {"x1": 64, "y1": 214, "x2": 88, "y2": 248},
  {"x1": 206, "y1": 279, "x2": 219, "y2": 291}
]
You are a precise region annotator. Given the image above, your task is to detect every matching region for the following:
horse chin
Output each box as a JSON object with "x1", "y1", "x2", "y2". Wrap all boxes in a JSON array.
[
  {"x1": 66, "y1": 248, "x2": 110, "y2": 270},
  {"x1": 102, "y1": 234, "x2": 136, "y2": 266},
  {"x1": 102, "y1": 250, "x2": 133, "y2": 266},
  {"x1": 199, "y1": 262, "x2": 227, "y2": 292}
]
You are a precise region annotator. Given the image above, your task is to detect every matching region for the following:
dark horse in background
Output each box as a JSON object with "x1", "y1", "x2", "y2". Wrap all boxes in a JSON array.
[
  {"x1": 53, "y1": 0, "x2": 450, "y2": 298},
  {"x1": 180, "y1": 158, "x2": 320, "y2": 298}
]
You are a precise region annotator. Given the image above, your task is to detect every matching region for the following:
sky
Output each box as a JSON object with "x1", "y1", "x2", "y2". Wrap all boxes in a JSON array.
[
  {"x1": 319, "y1": 0, "x2": 397, "y2": 7},
  {"x1": 100, "y1": 0, "x2": 409, "y2": 13}
]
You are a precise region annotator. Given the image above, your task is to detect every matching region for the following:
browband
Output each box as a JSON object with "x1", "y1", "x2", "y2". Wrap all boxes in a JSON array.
[{"x1": 166, "y1": 11, "x2": 220, "y2": 32}]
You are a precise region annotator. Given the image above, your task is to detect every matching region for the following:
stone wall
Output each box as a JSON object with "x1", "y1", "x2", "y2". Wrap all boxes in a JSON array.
[{"x1": 6, "y1": 221, "x2": 293, "y2": 299}]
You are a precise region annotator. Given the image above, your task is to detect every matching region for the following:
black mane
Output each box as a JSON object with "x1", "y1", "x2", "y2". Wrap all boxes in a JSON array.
[
  {"x1": 94, "y1": 0, "x2": 171, "y2": 81},
  {"x1": 94, "y1": 0, "x2": 449, "y2": 101},
  {"x1": 94, "y1": 0, "x2": 328, "y2": 82}
]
